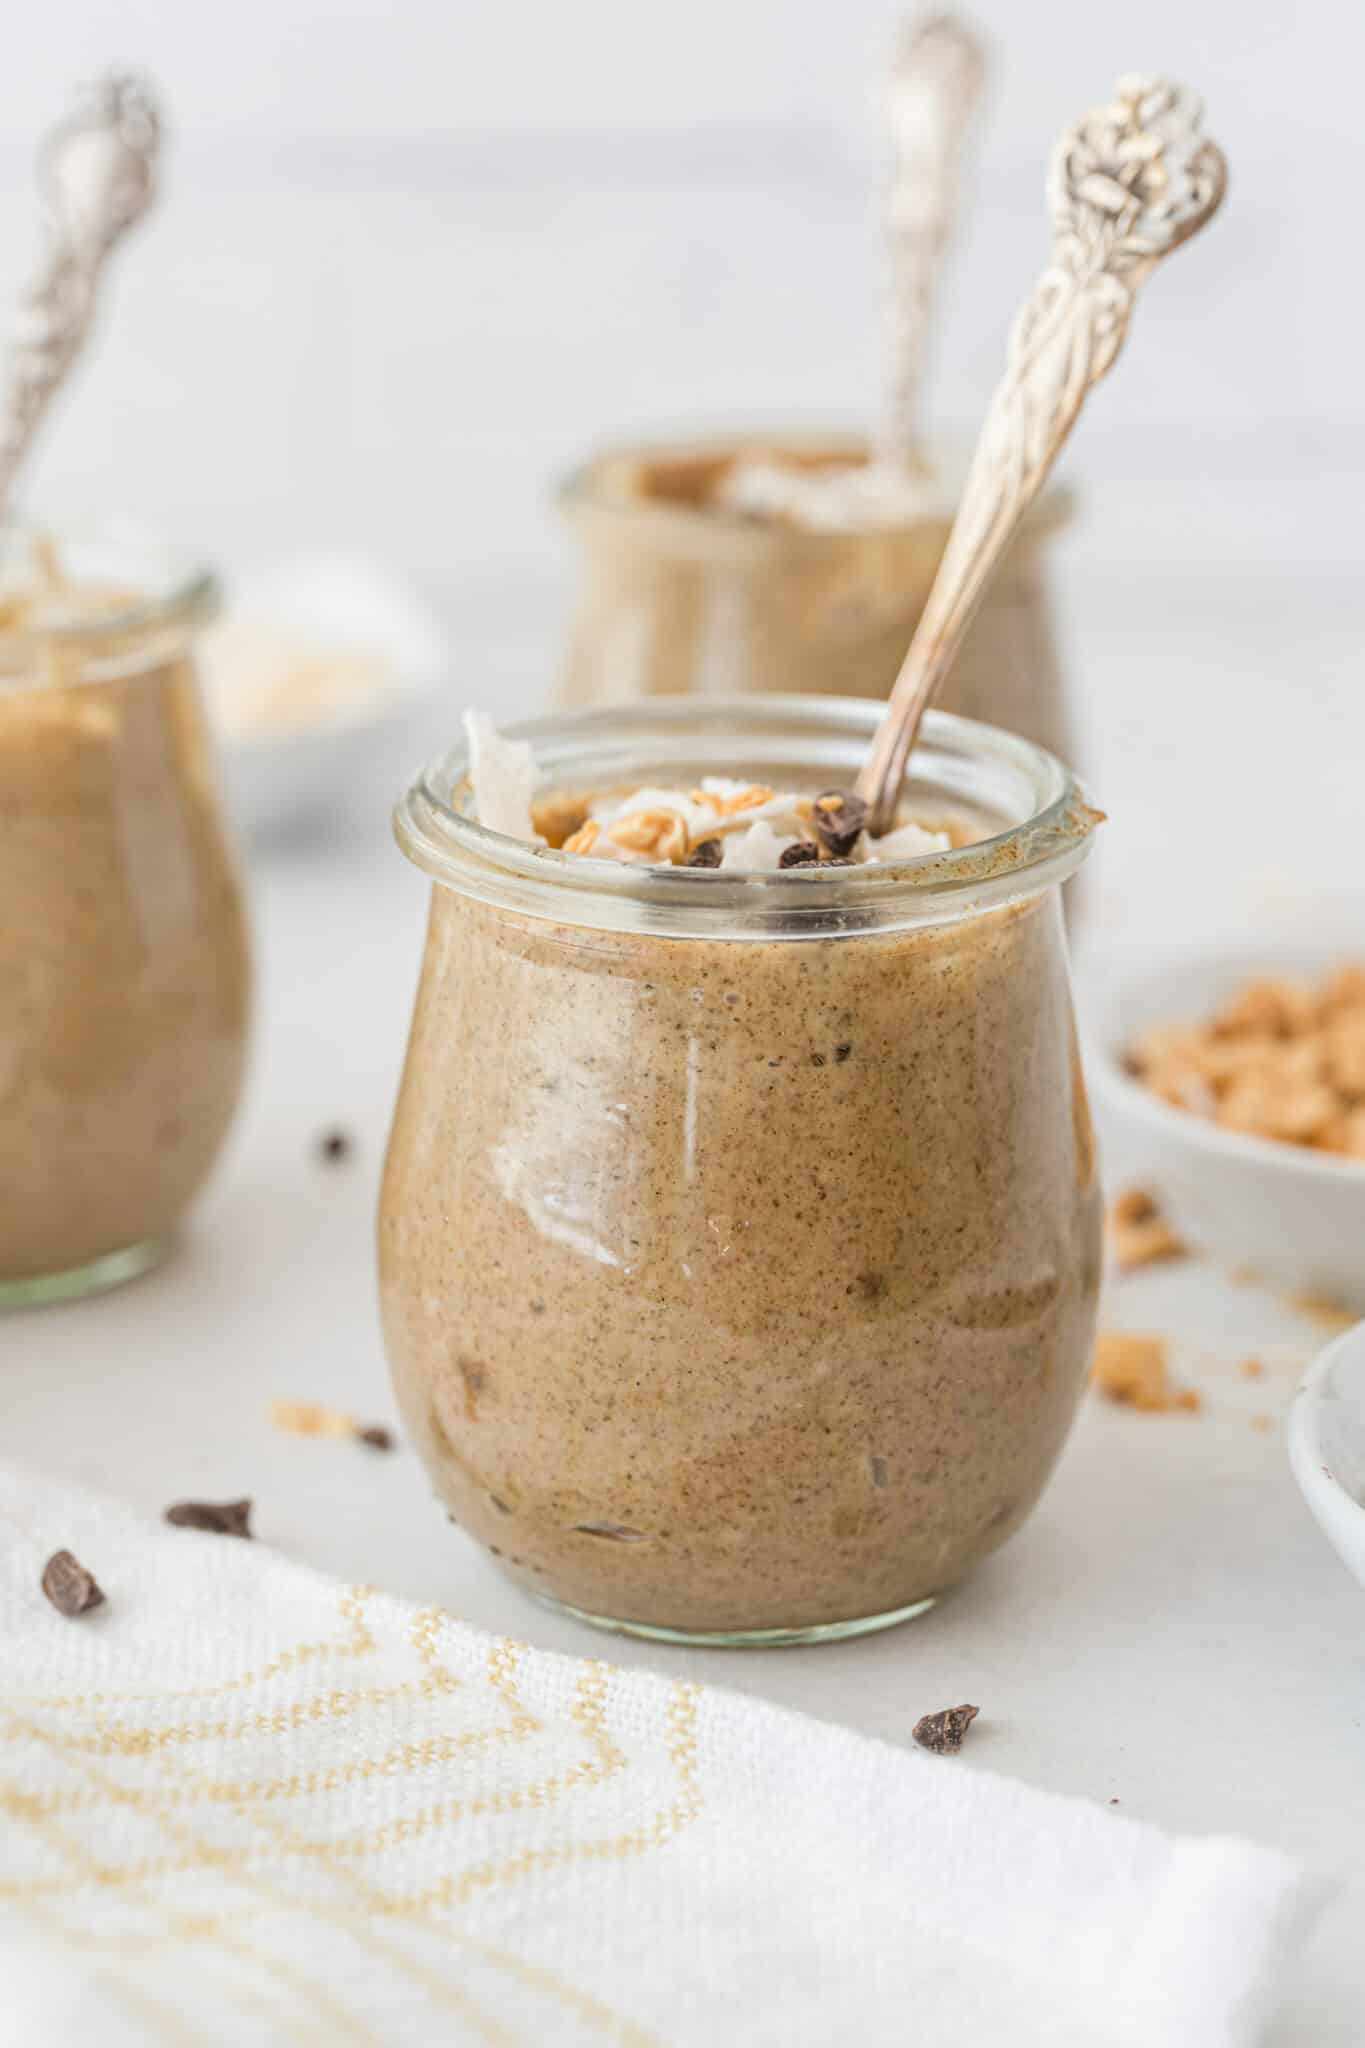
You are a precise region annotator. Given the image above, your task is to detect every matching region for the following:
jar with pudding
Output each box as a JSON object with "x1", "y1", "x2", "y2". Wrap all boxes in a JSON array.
[
  {"x1": 556, "y1": 433, "x2": 1076, "y2": 768},
  {"x1": 379, "y1": 696, "x2": 1102, "y2": 1645},
  {"x1": 0, "y1": 532, "x2": 251, "y2": 1306}
]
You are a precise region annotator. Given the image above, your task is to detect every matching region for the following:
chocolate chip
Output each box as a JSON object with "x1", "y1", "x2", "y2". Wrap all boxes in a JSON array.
[
  {"x1": 912, "y1": 1703, "x2": 979, "y2": 1754},
  {"x1": 164, "y1": 1499, "x2": 253, "y2": 1539},
  {"x1": 41, "y1": 1550, "x2": 105, "y2": 1617},
  {"x1": 685, "y1": 838, "x2": 723, "y2": 868},
  {"x1": 355, "y1": 1424, "x2": 395, "y2": 1452},
  {"x1": 317, "y1": 1128, "x2": 353, "y2": 1165},
  {"x1": 778, "y1": 840, "x2": 822, "y2": 868},
  {"x1": 810, "y1": 790, "x2": 868, "y2": 859},
  {"x1": 834, "y1": 1042, "x2": 852, "y2": 1062}
]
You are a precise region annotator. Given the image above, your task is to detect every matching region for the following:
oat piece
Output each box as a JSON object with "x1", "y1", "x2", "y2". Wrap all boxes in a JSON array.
[
  {"x1": 685, "y1": 837, "x2": 723, "y2": 868},
  {"x1": 778, "y1": 840, "x2": 822, "y2": 868},
  {"x1": 317, "y1": 1128, "x2": 352, "y2": 1165},
  {"x1": 1105, "y1": 1187, "x2": 1186, "y2": 1271},
  {"x1": 41, "y1": 1550, "x2": 105, "y2": 1617},
  {"x1": 913, "y1": 1703, "x2": 979, "y2": 1754},
  {"x1": 164, "y1": 1498, "x2": 254, "y2": 1539},
  {"x1": 810, "y1": 790, "x2": 868, "y2": 859},
  {"x1": 1092, "y1": 1332, "x2": 1201, "y2": 1413}
]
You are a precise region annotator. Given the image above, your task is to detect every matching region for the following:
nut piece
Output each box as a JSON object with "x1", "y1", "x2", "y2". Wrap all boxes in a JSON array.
[
  {"x1": 912, "y1": 1703, "x2": 979, "y2": 1754},
  {"x1": 606, "y1": 807, "x2": 690, "y2": 863},
  {"x1": 1092, "y1": 1332, "x2": 1200, "y2": 1413},
  {"x1": 1105, "y1": 1187, "x2": 1186, "y2": 1271},
  {"x1": 41, "y1": 1550, "x2": 105, "y2": 1618},
  {"x1": 809, "y1": 790, "x2": 868, "y2": 859},
  {"x1": 531, "y1": 788, "x2": 591, "y2": 847},
  {"x1": 562, "y1": 819, "x2": 601, "y2": 856}
]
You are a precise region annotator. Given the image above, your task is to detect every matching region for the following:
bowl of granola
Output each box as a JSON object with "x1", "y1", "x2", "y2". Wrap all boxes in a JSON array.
[
  {"x1": 1087, "y1": 948, "x2": 1365, "y2": 1310},
  {"x1": 1290, "y1": 1320, "x2": 1365, "y2": 1592}
]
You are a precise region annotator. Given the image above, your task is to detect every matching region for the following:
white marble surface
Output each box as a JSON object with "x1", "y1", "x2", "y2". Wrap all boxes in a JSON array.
[{"x1": 5, "y1": 698, "x2": 1365, "y2": 2043}]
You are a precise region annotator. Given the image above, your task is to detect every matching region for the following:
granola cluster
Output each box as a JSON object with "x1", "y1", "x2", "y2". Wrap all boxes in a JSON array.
[{"x1": 1124, "y1": 965, "x2": 1365, "y2": 1158}]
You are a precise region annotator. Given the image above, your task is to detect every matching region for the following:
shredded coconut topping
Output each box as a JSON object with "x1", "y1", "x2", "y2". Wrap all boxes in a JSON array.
[{"x1": 464, "y1": 720, "x2": 954, "y2": 871}]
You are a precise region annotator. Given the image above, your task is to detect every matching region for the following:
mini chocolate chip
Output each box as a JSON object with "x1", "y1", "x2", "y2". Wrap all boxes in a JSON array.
[
  {"x1": 317, "y1": 1128, "x2": 353, "y2": 1164},
  {"x1": 685, "y1": 838, "x2": 723, "y2": 868},
  {"x1": 810, "y1": 790, "x2": 868, "y2": 859},
  {"x1": 834, "y1": 1042, "x2": 852, "y2": 1062},
  {"x1": 41, "y1": 1550, "x2": 105, "y2": 1617},
  {"x1": 912, "y1": 1703, "x2": 980, "y2": 1754},
  {"x1": 778, "y1": 840, "x2": 822, "y2": 868},
  {"x1": 355, "y1": 1424, "x2": 395, "y2": 1452},
  {"x1": 164, "y1": 1498, "x2": 253, "y2": 1539}
]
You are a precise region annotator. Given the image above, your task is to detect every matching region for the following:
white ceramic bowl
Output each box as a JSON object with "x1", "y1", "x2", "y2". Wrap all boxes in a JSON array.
[
  {"x1": 1289, "y1": 1321, "x2": 1365, "y2": 1592},
  {"x1": 203, "y1": 555, "x2": 449, "y2": 843},
  {"x1": 1086, "y1": 945, "x2": 1365, "y2": 1310}
]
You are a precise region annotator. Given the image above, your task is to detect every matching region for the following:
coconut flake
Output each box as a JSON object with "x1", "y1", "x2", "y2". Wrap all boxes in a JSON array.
[
  {"x1": 864, "y1": 820, "x2": 952, "y2": 862},
  {"x1": 720, "y1": 820, "x2": 797, "y2": 871},
  {"x1": 464, "y1": 709, "x2": 538, "y2": 842}
]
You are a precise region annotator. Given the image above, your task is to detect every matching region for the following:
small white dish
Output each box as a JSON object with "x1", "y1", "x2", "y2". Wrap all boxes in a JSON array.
[
  {"x1": 1289, "y1": 1321, "x2": 1365, "y2": 1592},
  {"x1": 201, "y1": 554, "x2": 448, "y2": 842},
  {"x1": 1086, "y1": 945, "x2": 1365, "y2": 1310}
]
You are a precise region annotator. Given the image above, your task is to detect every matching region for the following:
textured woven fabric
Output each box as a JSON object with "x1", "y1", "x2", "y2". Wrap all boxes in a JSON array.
[{"x1": 0, "y1": 1460, "x2": 1321, "y2": 2047}]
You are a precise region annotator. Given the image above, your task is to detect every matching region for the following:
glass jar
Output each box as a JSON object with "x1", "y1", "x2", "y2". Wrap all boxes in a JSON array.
[
  {"x1": 555, "y1": 433, "x2": 1077, "y2": 768},
  {"x1": 0, "y1": 532, "x2": 252, "y2": 1306},
  {"x1": 380, "y1": 697, "x2": 1101, "y2": 1645}
]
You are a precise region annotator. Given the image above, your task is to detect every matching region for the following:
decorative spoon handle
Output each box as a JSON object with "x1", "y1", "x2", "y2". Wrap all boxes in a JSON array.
[
  {"x1": 0, "y1": 72, "x2": 162, "y2": 512},
  {"x1": 881, "y1": 12, "x2": 986, "y2": 473},
  {"x1": 858, "y1": 75, "x2": 1227, "y2": 830}
]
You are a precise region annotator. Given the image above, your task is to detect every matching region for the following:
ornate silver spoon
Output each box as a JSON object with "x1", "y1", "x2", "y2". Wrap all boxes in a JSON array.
[
  {"x1": 0, "y1": 72, "x2": 163, "y2": 513},
  {"x1": 880, "y1": 11, "x2": 987, "y2": 473},
  {"x1": 857, "y1": 74, "x2": 1228, "y2": 831}
]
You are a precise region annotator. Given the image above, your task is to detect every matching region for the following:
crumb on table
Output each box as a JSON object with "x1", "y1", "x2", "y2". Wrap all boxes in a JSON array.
[
  {"x1": 1092, "y1": 1331, "x2": 1201, "y2": 1413},
  {"x1": 1105, "y1": 1186, "x2": 1187, "y2": 1272}
]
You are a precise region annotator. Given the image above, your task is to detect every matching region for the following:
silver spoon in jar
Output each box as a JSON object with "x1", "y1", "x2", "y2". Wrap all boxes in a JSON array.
[
  {"x1": 0, "y1": 72, "x2": 163, "y2": 514},
  {"x1": 856, "y1": 74, "x2": 1228, "y2": 833},
  {"x1": 880, "y1": 11, "x2": 987, "y2": 475}
]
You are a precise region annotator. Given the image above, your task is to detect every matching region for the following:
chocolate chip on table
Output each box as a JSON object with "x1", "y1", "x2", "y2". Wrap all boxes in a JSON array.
[
  {"x1": 317, "y1": 1128, "x2": 353, "y2": 1164},
  {"x1": 912, "y1": 1703, "x2": 980, "y2": 1754},
  {"x1": 810, "y1": 790, "x2": 868, "y2": 859},
  {"x1": 778, "y1": 841, "x2": 822, "y2": 868},
  {"x1": 164, "y1": 1498, "x2": 254, "y2": 1539},
  {"x1": 41, "y1": 1549, "x2": 105, "y2": 1617},
  {"x1": 685, "y1": 838, "x2": 723, "y2": 868},
  {"x1": 355, "y1": 1424, "x2": 395, "y2": 1452}
]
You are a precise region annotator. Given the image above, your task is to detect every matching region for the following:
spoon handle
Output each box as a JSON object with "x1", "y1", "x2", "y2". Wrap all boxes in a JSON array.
[
  {"x1": 881, "y1": 13, "x2": 986, "y2": 474},
  {"x1": 858, "y1": 75, "x2": 1227, "y2": 830},
  {"x1": 0, "y1": 73, "x2": 162, "y2": 513}
]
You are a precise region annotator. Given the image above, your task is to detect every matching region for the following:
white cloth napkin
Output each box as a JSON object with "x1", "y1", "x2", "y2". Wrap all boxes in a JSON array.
[{"x1": 0, "y1": 1459, "x2": 1320, "y2": 2048}]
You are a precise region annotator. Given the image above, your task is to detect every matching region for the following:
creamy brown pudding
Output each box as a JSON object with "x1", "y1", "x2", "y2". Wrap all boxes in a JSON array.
[
  {"x1": 0, "y1": 540, "x2": 251, "y2": 1304},
  {"x1": 380, "y1": 701, "x2": 1101, "y2": 1642},
  {"x1": 557, "y1": 435, "x2": 1076, "y2": 769}
]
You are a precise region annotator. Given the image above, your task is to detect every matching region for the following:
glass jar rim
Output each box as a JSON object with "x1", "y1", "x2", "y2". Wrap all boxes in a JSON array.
[
  {"x1": 556, "y1": 430, "x2": 1075, "y2": 548},
  {"x1": 395, "y1": 695, "x2": 1101, "y2": 942},
  {"x1": 0, "y1": 525, "x2": 219, "y2": 662}
]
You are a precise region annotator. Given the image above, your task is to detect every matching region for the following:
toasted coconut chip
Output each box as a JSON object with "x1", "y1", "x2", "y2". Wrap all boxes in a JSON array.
[{"x1": 463, "y1": 710, "x2": 539, "y2": 842}]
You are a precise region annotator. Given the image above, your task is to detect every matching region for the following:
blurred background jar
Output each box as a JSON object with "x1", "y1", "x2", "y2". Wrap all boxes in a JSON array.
[
  {"x1": 556, "y1": 432, "x2": 1076, "y2": 769},
  {"x1": 0, "y1": 531, "x2": 252, "y2": 1307}
]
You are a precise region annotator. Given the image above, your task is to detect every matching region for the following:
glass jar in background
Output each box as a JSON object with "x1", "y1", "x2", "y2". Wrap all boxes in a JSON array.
[
  {"x1": 555, "y1": 433, "x2": 1076, "y2": 768},
  {"x1": 0, "y1": 533, "x2": 252, "y2": 1307},
  {"x1": 379, "y1": 696, "x2": 1102, "y2": 1646}
]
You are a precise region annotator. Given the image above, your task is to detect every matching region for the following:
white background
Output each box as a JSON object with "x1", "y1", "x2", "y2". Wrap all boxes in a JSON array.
[{"x1": 3, "y1": 5, "x2": 1364, "y2": 2043}]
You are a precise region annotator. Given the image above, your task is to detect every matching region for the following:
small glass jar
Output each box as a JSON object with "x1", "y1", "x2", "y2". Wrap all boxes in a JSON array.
[
  {"x1": 555, "y1": 433, "x2": 1076, "y2": 768},
  {"x1": 0, "y1": 532, "x2": 252, "y2": 1307},
  {"x1": 380, "y1": 697, "x2": 1101, "y2": 1646}
]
